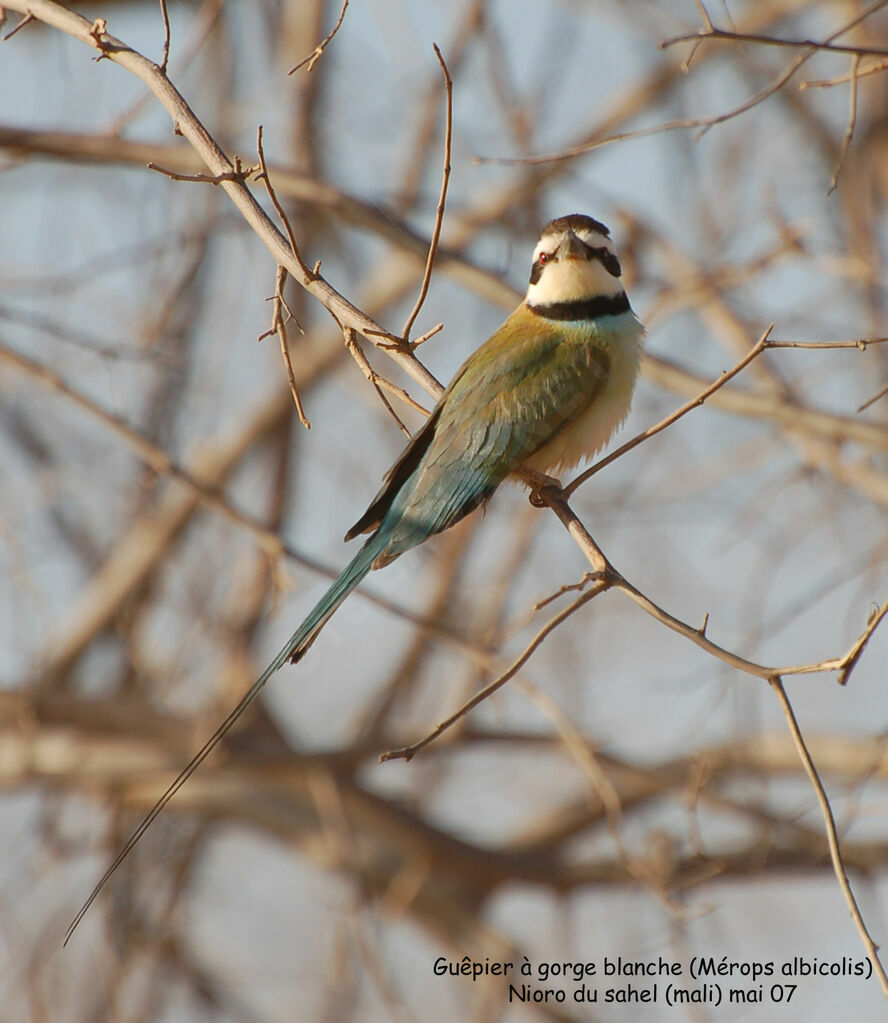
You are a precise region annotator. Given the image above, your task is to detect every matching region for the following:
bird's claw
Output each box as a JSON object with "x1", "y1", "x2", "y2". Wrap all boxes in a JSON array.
[{"x1": 523, "y1": 470, "x2": 563, "y2": 507}]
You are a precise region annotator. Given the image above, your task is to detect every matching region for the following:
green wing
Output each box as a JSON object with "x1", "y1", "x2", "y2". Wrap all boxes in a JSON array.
[
  {"x1": 344, "y1": 406, "x2": 442, "y2": 540},
  {"x1": 346, "y1": 311, "x2": 610, "y2": 542}
]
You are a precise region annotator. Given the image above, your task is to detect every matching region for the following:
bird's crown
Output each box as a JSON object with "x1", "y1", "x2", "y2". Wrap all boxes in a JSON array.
[{"x1": 540, "y1": 213, "x2": 610, "y2": 239}]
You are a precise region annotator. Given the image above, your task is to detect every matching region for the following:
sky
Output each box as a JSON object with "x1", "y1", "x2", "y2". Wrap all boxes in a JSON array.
[{"x1": 1, "y1": 0, "x2": 887, "y2": 1020}]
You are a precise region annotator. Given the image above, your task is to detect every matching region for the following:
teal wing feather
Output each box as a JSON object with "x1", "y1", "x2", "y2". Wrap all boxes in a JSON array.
[
  {"x1": 369, "y1": 311, "x2": 611, "y2": 558},
  {"x1": 344, "y1": 405, "x2": 442, "y2": 540}
]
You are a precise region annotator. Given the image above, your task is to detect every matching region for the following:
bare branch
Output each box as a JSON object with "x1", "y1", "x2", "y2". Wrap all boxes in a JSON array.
[
  {"x1": 401, "y1": 44, "x2": 453, "y2": 345},
  {"x1": 828, "y1": 54, "x2": 861, "y2": 194},
  {"x1": 410, "y1": 322, "x2": 444, "y2": 348},
  {"x1": 478, "y1": 0, "x2": 888, "y2": 166},
  {"x1": 255, "y1": 124, "x2": 310, "y2": 277},
  {"x1": 261, "y1": 265, "x2": 311, "y2": 429},
  {"x1": 801, "y1": 57, "x2": 888, "y2": 89},
  {"x1": 157, "y1": 0, "x2": 171, "y2": 73},
  {"x1": 859, "y1": 380, "x2": 888, "y2": 413},
  {"x1": 147, "y1": 159, "x2": 257, "y2": 183},
  {"x1": 1, "y1": 0, "x2": 444, "y2": 399},
  {"x1": 288, "y1": 0, "x2": 349, "y2": 75},
  {"x1": 660, "y1": 23, "x2": 888, "y2": 60},
  {"x1": 769, "y1": 678, "x2": 888, "y2": 996},
  {"x1": 838, "y1": 602, "x2": 888, "y2": 686},
  {"x1": 565, "y1": 326, "x2": 775, "y2": 498},
  {"x1": 380, "y1": 579, "x2": 608, "y2": 762},
  {"x1": 343, "y1": 328, "x2": 412, "y2": 436},
  {"x1": 3, "y1": 9, "x2": 33, "y2": 39}
]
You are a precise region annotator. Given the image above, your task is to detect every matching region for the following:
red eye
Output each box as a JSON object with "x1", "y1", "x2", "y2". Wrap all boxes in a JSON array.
[{"x1": 539, "y1": 252, "x2": 550, "y2": 265}]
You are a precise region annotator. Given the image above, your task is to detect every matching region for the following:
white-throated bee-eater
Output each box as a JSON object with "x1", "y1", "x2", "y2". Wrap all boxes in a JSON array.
[{"x1": 67, "y1": 213, "x2": 645, "y2": 938}]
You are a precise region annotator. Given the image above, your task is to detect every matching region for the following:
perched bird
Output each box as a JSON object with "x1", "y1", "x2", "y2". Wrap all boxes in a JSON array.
[
  {"x1": 284, "y1": 213, "x2": 644, "y2": 662},
  {"x1": 66, "y1": 214, "x2": 644, "y2": 938}
]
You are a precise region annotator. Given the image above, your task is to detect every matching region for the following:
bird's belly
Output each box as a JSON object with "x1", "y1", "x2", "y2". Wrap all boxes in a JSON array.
[{"x1": 522, "y1": 328, "x2": 642, "y2": 475}]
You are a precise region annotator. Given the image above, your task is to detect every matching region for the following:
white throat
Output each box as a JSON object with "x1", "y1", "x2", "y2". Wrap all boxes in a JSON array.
[
  {"x1": 526, "y1": 223, "x2": 625, "y2": 306},
  {"x1": 526, "y1": 258, "x2": 624, "y2": 306}
]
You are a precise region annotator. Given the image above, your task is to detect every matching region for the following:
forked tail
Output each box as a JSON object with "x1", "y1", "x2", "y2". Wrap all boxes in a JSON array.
[{"x1": 65, "y1": 529, "x2": 389, "y2": 944}]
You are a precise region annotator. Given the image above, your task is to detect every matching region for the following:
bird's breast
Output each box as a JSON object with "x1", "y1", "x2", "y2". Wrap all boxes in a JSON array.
[{"x1": 522, "y1": 313, "x2": 644, "y2": 475}]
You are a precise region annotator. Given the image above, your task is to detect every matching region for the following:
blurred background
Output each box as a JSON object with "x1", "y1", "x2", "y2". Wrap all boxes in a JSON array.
[{"x1": 1, "y1": 0, "x2": 888, "y2": 1019}]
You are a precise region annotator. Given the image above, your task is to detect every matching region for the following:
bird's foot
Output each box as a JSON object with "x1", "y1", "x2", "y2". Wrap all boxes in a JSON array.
[{"x1": 521, "y1": 469, "x2": 564, "y2": 508}]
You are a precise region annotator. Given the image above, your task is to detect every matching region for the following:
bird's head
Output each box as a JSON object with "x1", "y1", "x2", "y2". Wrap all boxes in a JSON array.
[{"x1": 525, "y1": 214, "x2": 624, "y2": 308}]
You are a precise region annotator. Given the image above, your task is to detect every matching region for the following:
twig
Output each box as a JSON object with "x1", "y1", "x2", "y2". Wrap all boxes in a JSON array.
[
  {"x1": 157, "y1": 0, "x2": 171, "y2": 73},
  {"x1": 476, "y1": 51, "x2": 810, "y2": 165},
  {"x1": 660, "y1": 23, "x2": 888, "y2": 60},
  {"x1": 288, "y1": 0, "x2": 349, "y2": 75},
  {"x1": 838, "y1": 602, "x2": 888, "y2": 686},
  {"x1": 344, "y1": 328, "x2": 412, "y2": 437},
  {"x1": 801, "y1": 58, "x2": 888, "y2": 89},
  {"x1": 252, "y1": 127, "x2": 316, "y2": 426},
  {"x1": 478, "y1": 0, "x2": 888, "y2": 167},
  {"x1": 533, "y1": 572, "x2": 596, "y2": 611},
  {"x1": 829, "y1": 54, "x2": 861, "y2": 194},
  {"x1": 859, "y1": 381, "x2": 888, "y2": 413},
  {"x1": 400, "y1": 44, "x2": 452, "y2": 345},
  {"x1": 566, "y1": 328, "x2": 888, "y2": 499},
  {"x1": 147, "y1": 160, "x2": 257, "y2": 184},
  {"x1": 380, "y1": 581, "x2": 608, "y2": 762},
  {"x1": 410, "y1": 322, "x2": 444, "y2": 348},
  {"x1": 107, "y1": 0, "x2": 224, "y2": 136},
  {"x1": 565, "y1": 326, "x2": 774, "y2": 498},
  {"x1": 765, "y1": 337, "x2": 888, "y2": 350},
  {"x1": 645, "y1": 351, "x2": 888, "y2": 454},
  {"x1": 2, "y1": 9, "x2": 33, "y2": 39},
  {"x1": 769, "y1": 677, "x2": 888, "y2": 997},
  {"x1": 538, "y1": 492, "x2": 888, "y2": 689},
  {"x1": 612, "y1": 573, "x2": 776, "y2": 680},
  {"x1": 692, "y1": 0, "x2": 714, "y2": 33},
  {"x1": 2, "y1": 0, "x2": 444, "y2": 399},
  {"x1": 535, "y1": 491, "x2": 888, "y2": 976},
  {"x1": 261, "y1": 265, "x2": 311, "y2": 429},
  {"x1": 255, "y1": 125, "x2": 311, "y2": 281}
]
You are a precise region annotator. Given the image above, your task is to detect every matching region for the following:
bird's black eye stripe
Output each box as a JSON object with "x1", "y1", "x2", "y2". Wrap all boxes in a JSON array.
[
  {"x1": 584, "y1": 243, "x2": 622, "y2": 277},
  {"x1": 530, "y1": 242, "x2": 621, "y2": 283}
]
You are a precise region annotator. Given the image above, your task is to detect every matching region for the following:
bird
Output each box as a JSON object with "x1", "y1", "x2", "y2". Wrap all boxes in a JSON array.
[
  {"x1": 283, "y1": 213, "x2": 643, "y2": 667},
  {"x1": 66, "y1": 213, "x2": 644, "y2": 940}
]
